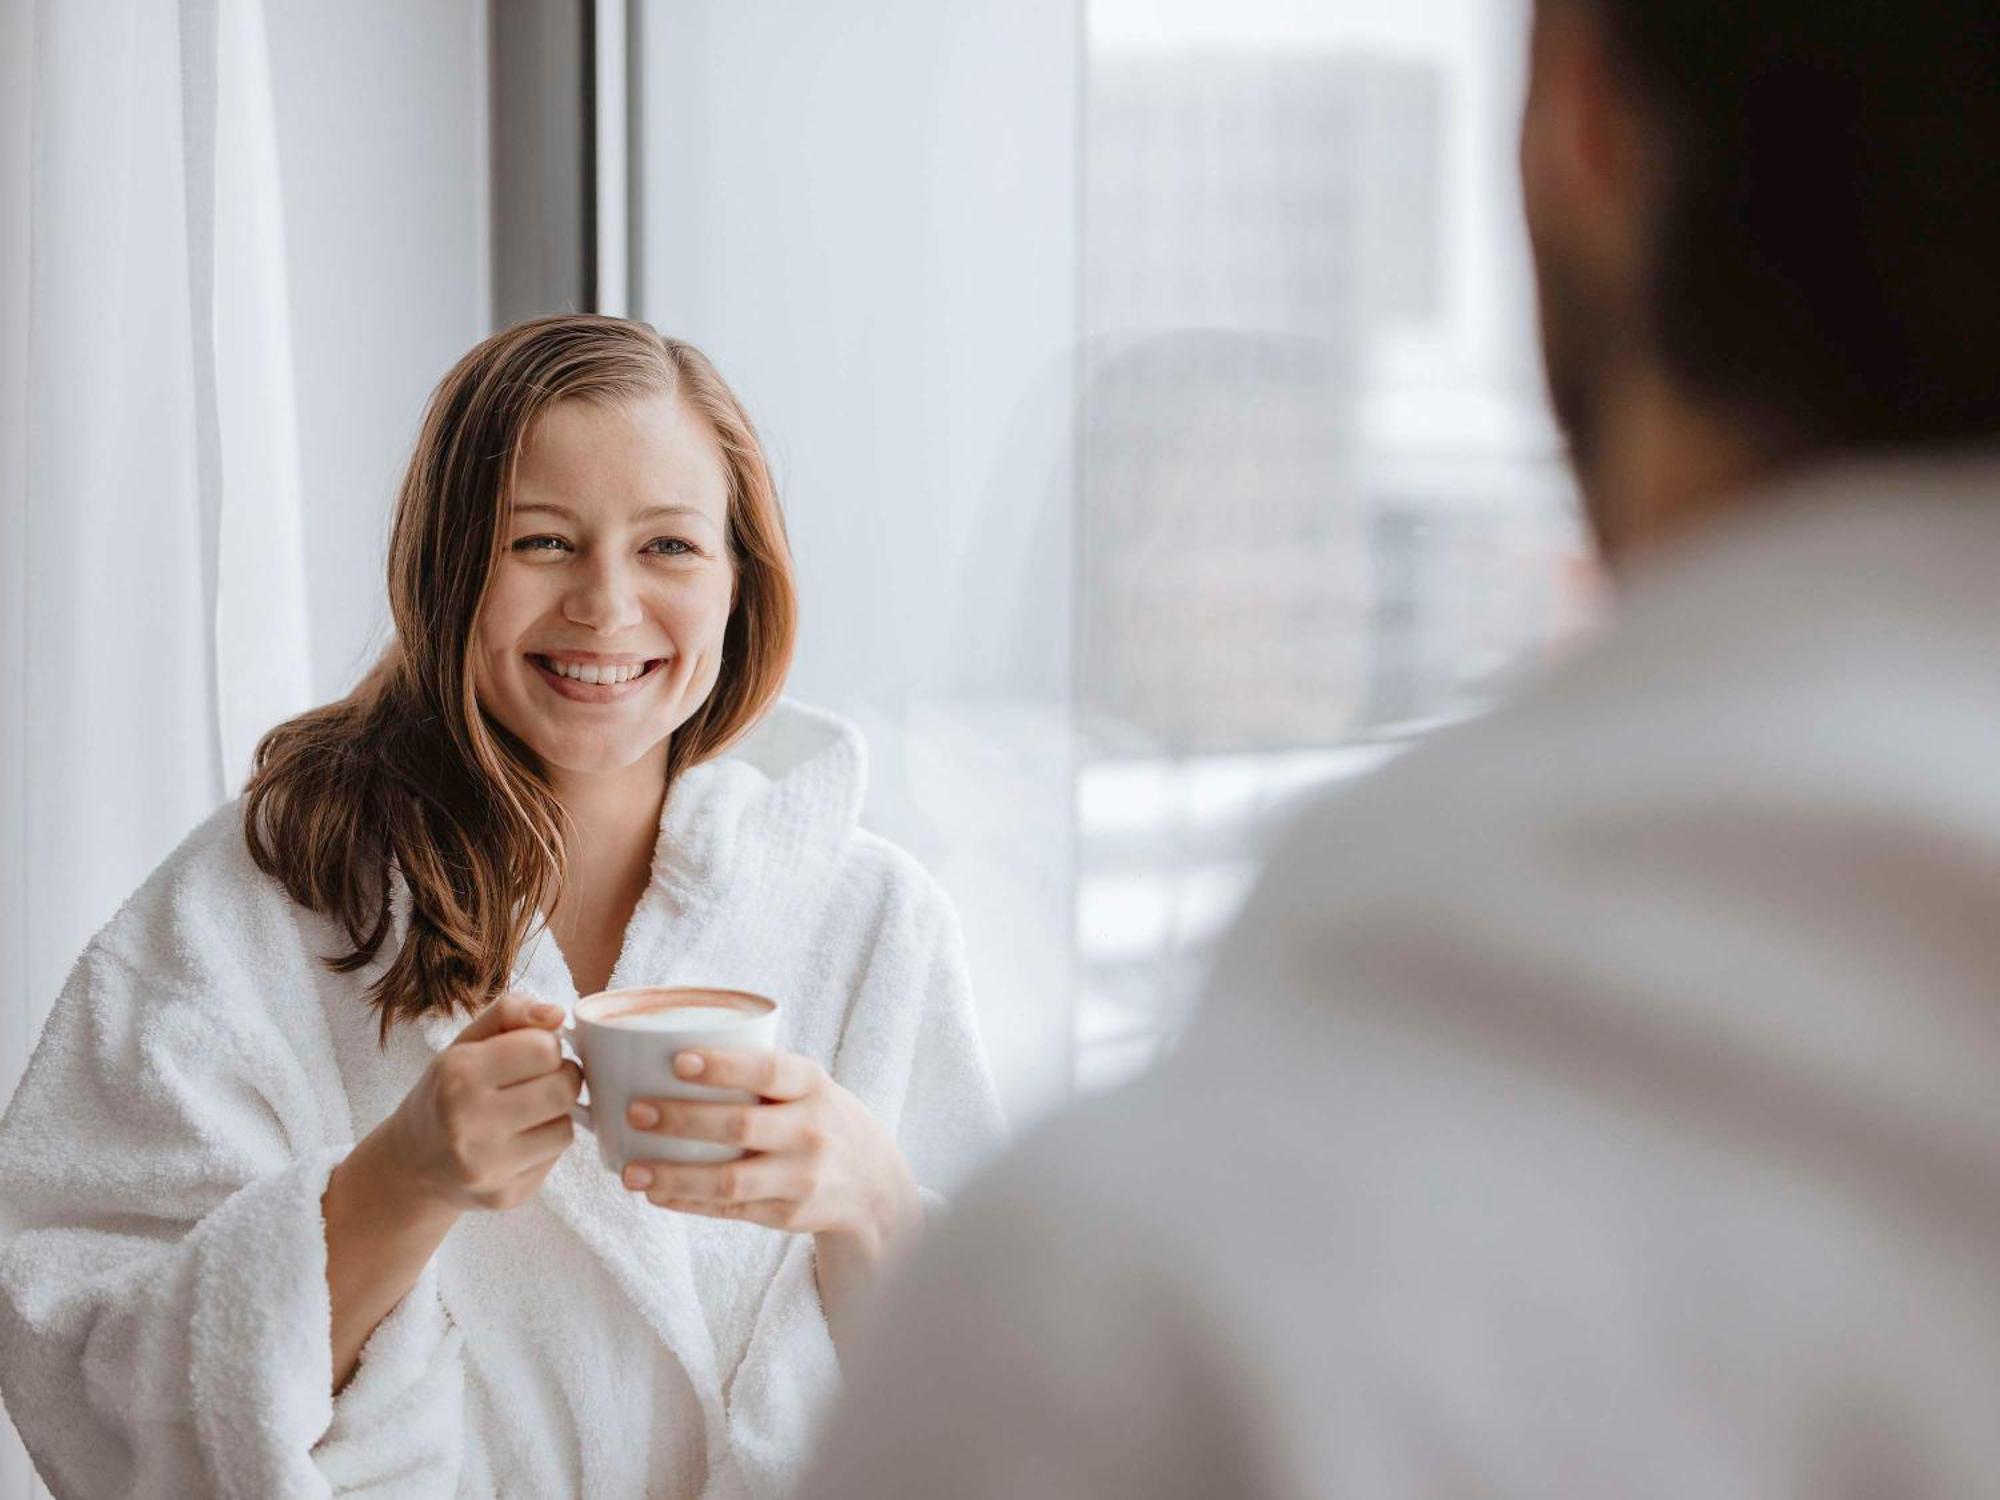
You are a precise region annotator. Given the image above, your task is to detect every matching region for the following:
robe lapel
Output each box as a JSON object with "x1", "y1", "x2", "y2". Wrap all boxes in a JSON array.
[{"x1": 416, "y1": 906, "x2": 733, "y2": 1475}]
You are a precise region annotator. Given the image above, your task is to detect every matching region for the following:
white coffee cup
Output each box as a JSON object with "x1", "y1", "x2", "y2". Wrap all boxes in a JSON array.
[{"x1": 564, "y1": 985, "x2": 781, "y2": 1168}]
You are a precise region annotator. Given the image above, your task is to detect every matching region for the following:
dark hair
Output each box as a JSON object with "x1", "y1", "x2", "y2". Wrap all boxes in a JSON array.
[
  {"x1": 1586, "y1": 0, "x2": 2000, "y2": 450},
  {"x1": 243, "y1": 316, "x2": 797, "y2": 1040}
]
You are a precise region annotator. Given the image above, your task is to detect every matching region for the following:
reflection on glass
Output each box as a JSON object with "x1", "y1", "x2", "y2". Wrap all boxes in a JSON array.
[{"x1": 1075, "y1": 0, "x2": 1595, "y2": 1091}]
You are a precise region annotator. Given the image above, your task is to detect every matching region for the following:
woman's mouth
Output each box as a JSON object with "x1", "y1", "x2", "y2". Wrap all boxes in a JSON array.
[{"x1": 528, "y1": 654, "x2": 668, "y2": 703}]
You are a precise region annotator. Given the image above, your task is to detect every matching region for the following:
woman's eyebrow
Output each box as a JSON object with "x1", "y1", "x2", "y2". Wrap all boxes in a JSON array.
[{"x1": 512, "y1": 501, "x2": 713, "y2": 525}]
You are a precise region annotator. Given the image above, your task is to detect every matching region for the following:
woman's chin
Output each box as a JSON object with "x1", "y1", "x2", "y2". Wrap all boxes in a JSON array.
[{"x1": 528, "y1": 730, "x2": 673, "y2": 781}]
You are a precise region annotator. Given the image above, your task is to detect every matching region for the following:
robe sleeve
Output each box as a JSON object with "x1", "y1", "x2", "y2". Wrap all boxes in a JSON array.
[
  {"x1": 0, "y1": 885, "x2": 464, "y2": 1498},
  {"x1": 723, "y1": 866, "x2": 1009, "y2": 1500}
]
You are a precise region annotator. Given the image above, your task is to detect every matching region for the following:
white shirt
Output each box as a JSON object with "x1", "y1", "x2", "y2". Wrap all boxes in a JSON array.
[{"x1": 802, "y1": 452, "x2": 2000, "y2": 1499}]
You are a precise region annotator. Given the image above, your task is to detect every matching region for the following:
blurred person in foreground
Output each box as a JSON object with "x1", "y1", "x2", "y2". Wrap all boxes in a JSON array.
[{"x1": 801, "y1": 1, "x2": 2000, "y2": 1494}]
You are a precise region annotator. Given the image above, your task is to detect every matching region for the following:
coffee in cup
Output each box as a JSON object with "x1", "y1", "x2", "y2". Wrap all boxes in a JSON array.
[{"x1": 565, "y1": 986, "x2": 781, "y2": 1168}]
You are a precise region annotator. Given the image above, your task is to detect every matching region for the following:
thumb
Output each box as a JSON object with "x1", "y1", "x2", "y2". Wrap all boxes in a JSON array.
[{"x1": 455, "y1": 987, "x2": 564, "y2": 1045}]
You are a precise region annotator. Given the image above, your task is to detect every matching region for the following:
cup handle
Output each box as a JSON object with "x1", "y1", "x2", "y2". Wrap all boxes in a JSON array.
[{"x1": 560, "y1": 1017, "x2": 594, "y2": 1133}]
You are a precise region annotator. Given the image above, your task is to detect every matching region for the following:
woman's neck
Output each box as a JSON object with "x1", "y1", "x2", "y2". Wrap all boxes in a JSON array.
[{"x1": 545, "y1": 746, "x2": 671, "y2": 938}]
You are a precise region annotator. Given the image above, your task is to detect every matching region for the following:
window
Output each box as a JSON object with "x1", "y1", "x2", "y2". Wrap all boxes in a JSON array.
[
  {"x1": 633, "y1": 0, "x2": 1591, "y2": 1124},
  {"x1": 1074, "y1": 0, "x2": 1592, "y2": 1088}
]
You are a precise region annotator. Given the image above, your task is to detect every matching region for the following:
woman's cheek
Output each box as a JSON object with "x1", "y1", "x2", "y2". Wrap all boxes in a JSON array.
[{"x1": 684, "y1": 578, "x2": 734, "y2": 659}]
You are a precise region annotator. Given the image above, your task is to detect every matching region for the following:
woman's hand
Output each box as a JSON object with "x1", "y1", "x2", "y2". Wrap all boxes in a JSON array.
[
  {"x1": 376, "y1": 988, "x2": 584, "y2": 1214},
  {"x1": 619, "y1": 1049, "x2": 922, "y2": 1258},
  {"x1": 325, "y1": 990, "x2": 580, "y2": 1391}
]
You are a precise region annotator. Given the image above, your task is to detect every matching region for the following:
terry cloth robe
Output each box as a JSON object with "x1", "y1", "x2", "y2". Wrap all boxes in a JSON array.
[
  {"x1": 0, "y1": 698, "x2": 1006, "y2": 1500},
  {"x1": 801, "y1": 451, "x2": 2000, "y2": 1499}
]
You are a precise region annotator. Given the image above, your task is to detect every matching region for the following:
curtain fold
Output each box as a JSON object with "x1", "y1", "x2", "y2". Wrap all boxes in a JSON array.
[{"x1": 1, "y1": 1, "x2": 310, "y2": 1492}]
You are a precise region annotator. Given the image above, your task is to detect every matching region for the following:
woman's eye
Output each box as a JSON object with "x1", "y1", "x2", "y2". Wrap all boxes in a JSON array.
[{"x1": 510, "y1": 534, "x2": 695, "y2": 557}]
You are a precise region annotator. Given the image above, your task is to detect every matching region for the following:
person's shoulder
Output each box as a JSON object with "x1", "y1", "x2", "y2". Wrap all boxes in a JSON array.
[
  {"x1": 940, "y1": 1079, "x2": 1185, "y2": 1240},
  {"x1": 1232, "y1": 545, "x2": 1825, "y2": 941},
  {"x1": 25, "y1": 799, "x2": 349, "y2": 1130},
  {"x1": 817, "y1": 1076, "x2": 1267, "y2": 1500},
  {"x1": 837, "y1": 825, "x2": 952, "y2": 913},
  {"x1": 86, "y1": 795, "x2": 312, "y2": 984},
  {"x1": 893, "y1": 1077, "x2": 1255, "y2": 1383}
]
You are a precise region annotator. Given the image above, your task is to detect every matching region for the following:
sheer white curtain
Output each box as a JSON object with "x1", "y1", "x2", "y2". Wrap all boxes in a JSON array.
[{"x1": 0, "y1": 0, "x2": 310, "y2": 1491}]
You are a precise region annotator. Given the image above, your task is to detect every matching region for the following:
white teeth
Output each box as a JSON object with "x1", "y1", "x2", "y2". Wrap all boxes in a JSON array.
[{"x1": 541, "y1": 658, "x2": 647, "y2": 686}]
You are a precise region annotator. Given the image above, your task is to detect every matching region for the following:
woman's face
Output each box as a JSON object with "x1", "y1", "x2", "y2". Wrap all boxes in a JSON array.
[{"x1": 473, "y1": 391, "x2": 736, "y2": 781}]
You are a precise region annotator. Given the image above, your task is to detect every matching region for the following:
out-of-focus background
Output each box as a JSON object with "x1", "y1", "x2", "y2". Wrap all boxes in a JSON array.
[{"x1": 0, "y1": 1, "x2": 1585, "y2": 1489}]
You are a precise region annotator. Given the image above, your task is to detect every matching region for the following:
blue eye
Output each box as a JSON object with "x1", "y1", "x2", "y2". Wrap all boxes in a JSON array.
[
  {"x1": 645, "y1": 537, "x2": 695, "y2": 556},
  {"x1": 513, "y1": 535, "x2": 571, "y2": 553}
]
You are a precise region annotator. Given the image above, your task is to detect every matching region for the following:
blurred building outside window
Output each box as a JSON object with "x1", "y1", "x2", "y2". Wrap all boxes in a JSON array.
[
  {"x1": 634, "y1": 0, "x2": 1595, "y2": 1123},
  {"x1": 1073, "y1": 0, "x2": 1595, "y2": 1090}
]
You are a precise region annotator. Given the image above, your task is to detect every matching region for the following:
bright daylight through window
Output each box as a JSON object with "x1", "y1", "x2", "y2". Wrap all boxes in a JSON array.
[
  {"x1": 633, "y1": 0, "x2": 1592, "y2": 1119},
  {"x1": 1073, "y1": 0, "x2": 1592, "y2": 1090}
]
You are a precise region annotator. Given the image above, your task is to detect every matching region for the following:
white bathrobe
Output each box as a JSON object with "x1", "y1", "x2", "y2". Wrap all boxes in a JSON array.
[
  {"x1": 0, "y1": 699, "x2": 1005, "y2": 1500},
  {"x1": 802, "y1": 452, "x2": 2000, "y2": 1498}
]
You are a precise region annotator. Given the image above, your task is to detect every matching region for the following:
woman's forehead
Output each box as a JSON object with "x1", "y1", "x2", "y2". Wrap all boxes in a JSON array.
[{"x1": 513, "y1": 391, "x2": 729, "y2": 523}]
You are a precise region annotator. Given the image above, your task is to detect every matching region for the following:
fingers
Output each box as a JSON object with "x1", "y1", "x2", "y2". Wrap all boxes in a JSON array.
[
  {"x1": 474, "y1": 1118, "x2": 575, "y2": 1208},
  {"x1": 671, "y1": 1048, "x2": 821, "y2": 1102},
  {"x1": 499, "y1": 1058, "x2": 585, "y2": 1131},
  {"x1": 654, "y1": 1199, "x2": 797, "y2": 1229},
  {"x1": 623, "y1": 1156, "x2": 806, "y2": 1206},
  {"x1": 463, "y1": 1024, "x2": 567, "y2": 1089},
  {"x1": 456, "y1": 988, "x2": 564, "y2": 1045},
  {"x1": 624, "y1": 1098, "x2": 811, "y2": 1154},
  {"x1": 514, "y1": 1113, "x2": 576, "y2": 1167}
]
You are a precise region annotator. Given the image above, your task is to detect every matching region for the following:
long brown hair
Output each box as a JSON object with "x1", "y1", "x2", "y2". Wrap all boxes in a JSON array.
[{"x1": 243, "y1": 316, "x2": 797, "y2": 1039}]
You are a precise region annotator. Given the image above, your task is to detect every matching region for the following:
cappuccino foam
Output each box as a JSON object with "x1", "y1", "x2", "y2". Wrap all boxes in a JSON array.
[{"x1": 604, "y1": 1004, "x2": 759, "y2": 1032}]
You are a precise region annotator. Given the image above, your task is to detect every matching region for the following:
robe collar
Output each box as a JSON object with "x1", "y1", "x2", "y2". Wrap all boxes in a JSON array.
[{"x1": 390, "y1": 698, "x2": 866, "y2": 1477}]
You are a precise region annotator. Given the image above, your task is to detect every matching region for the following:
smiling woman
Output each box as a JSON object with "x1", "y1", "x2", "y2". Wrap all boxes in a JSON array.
[
  {"x1": 0, "y1": 315, "x2": 1005, "y2": 1500},
  {"x1": 488, "y1": 398, "x2": 734, "y2": 747},
  {"x1": 247, "y1": 319, "x2": 799, "y2": 1033}
]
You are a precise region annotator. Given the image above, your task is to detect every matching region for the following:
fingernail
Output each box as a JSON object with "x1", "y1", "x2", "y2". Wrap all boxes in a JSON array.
[
  {"x1": 675, "y1": 1052, "x2": 704, "y2": 1078},
  {"x1": 628, "y1": 1102, "x2": 660, "y2": 1128},
  {"x1": 531, "y1": 1003, "x2": 562, "y2": 1024},
  {"x1": 623, "y1": 1165, "x2": 653, "y2": 1189}
]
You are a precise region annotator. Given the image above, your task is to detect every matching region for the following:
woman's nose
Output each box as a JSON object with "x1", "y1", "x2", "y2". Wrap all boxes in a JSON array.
[{"x1": 561, "y1": 555, "x2": 645, "y2": 634}]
